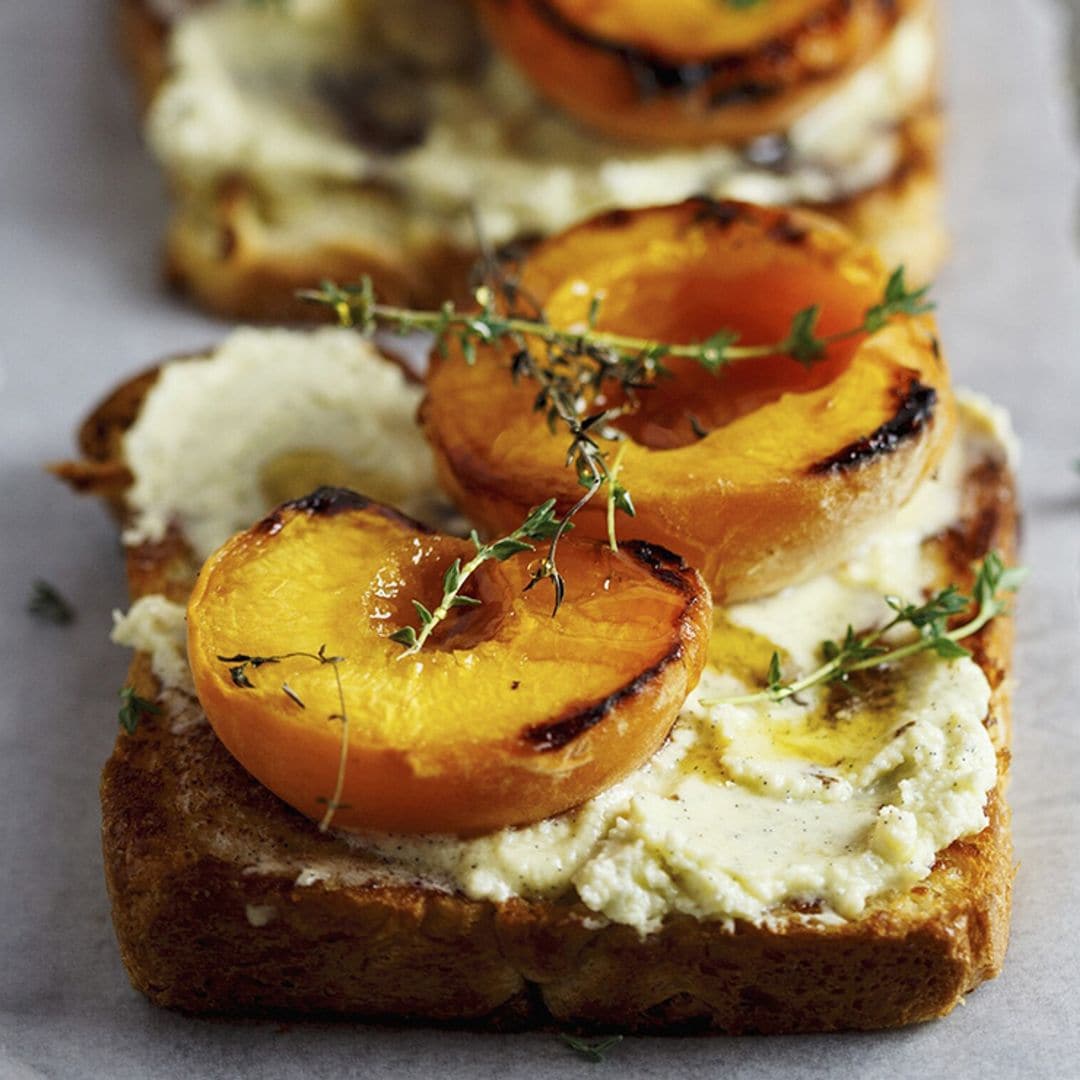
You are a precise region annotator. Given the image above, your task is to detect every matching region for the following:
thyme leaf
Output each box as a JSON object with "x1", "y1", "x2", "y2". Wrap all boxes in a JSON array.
[
  {"x1": 118, "y1": 687, "x2": 161, "y2": 735},
  {"x1": 282, "y1": 682, "x2": 306, "y2": 708},
  {"x1": 27, "y1": 579, "x2": 76, "y2": 625},
  {"x1": 782, "y1": 304, "x2": 825, "y2": 366},
  {"x1": 710, "y1": 552, "x2": 1026, "y2": 707},
  {"x1": 559, "y1": 1034, "x2": 624, "y2": 1063},
  {"x1": 863, "y1": 267, "x2": 934, "y2": 333}
]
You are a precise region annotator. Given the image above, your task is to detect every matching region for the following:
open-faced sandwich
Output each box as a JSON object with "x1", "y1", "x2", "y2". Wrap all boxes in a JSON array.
[
  {"x1": 56, "y1": 200, "x2": 1020, "y2": 1032},
  {"x1": 121, "y1": 0, "x2": 944, "y2": 319}
]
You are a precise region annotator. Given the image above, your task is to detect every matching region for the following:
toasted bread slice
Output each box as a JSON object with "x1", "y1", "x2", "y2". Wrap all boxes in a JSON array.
[
  {"x1": 58, "y1": 351, "x2": 1017, "y2": 1032},
  {"x1": 119, "y1": 0, "x2": 946, "y2": 321}
]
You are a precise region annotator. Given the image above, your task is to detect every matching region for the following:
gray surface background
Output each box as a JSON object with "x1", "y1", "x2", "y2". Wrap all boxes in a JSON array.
[{"x1": 1, "y1": 2, "x2": 1078, "y2": 1077}]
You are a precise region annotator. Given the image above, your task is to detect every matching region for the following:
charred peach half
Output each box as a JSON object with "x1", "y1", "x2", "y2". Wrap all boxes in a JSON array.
[
  {"x1": 187, "y1": 488, "x2": 710, "y2": 836},
  {"x1": 422, "y1": 200, "x2": 955, "y2": 603},
  {"x1": 474, "y1": 0, "x2": 917, "y2": 145}
]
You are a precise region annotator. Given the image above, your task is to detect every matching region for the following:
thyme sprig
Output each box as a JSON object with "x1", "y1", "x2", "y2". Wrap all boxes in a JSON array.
[
  {"x1": 302, "y1": 263, "x2": 930, "y2": 642},
  {"x1": 218, "y1": 645, "x2": 350, "y2": 831},
  {"x1": 118, "y1": 686, "x2": 161, "y2": 735},
  {"x1": 300, "y1": 267, "x2": 930, "y2": 376},
  {"x1": 27, "y1": 579, "x2": 75, "y2": 625},
  {"x1": 389, "y1": 500, "x2": 568, "y2": 656},
  {"x1": 603, "y1": 441, "x2": 634, "y2": 552},
  {"x1": 712, "y1": 552, "x2": 1026, "y2": 707}
]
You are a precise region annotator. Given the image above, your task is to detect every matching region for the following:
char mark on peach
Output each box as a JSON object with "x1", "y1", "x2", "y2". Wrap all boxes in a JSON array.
[{"x1": 809, "y1": 380, "x2": 937, "y2": 474}]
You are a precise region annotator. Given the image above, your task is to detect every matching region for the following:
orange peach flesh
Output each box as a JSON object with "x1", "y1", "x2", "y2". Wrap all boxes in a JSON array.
[
  {"x1": 474, "y1": 0, "x2": 912, "y2": 145},
  {"x1": 421, "y1": 200, "x2": 954, "y2": 603},
  {"x1": 187, "y1": 497, "x2": 710, "y2": 836}
]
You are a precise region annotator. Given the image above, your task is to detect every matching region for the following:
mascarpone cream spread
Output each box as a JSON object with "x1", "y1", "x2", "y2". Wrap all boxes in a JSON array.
[
  {"x1": 112, "y1": 595, "x2": 194, "y2": 696},
  {"x1": 113, "y1": 370, "x2": 1012, "y2": 934},
  {"x1": 120, "y1": 326, "x2": 441, "y2": 561},
  {"x1": 147, "y1": 0, "x2": 936, "y2": 248}
]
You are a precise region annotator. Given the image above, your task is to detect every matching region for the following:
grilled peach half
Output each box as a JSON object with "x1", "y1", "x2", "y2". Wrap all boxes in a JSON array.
[
  {"x1": 186, "y1": 488, "x2": 710, "y2": 836},
  {"x1": 473, "y1": 0, "x2": 917, "y2": 145},
  {"x1": 422, "y1": 199, "x2": 955, "y2": 603}
]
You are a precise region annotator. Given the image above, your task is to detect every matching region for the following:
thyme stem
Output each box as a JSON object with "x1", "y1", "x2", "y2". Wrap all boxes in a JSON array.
[
  {"x1": 319, "y1": 659, "x2": 350, "y2": 832},
  {"x1": 605, "y1": 441, "x2": 630, "y2": 552},
  {"x1": 390, "y1": 500, "x2": 568, "y2": 655},
  {"x1": 358, "y1": 297, "x2": 764, "y2": 362},
  {"x1": 300, "y1": 265, "x2": 929, "y2": 375},
  {"x1": 218, "y1": 645, "x2": 350, "y2": 830},
  {"x1": 398, "y1": 542, "x2": 496, "y2": 657}
]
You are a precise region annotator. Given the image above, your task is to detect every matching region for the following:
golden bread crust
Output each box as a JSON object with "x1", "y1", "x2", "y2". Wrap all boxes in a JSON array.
[
  {"x1": 826, "y1": 103, "x2": 946, "y2": 286},
  {"x1": 160, "y1": 178, "x2": 481, "y2": 318},
  {"x1": 159, "y1": 128, "x2": 944, "y2": 324},
  {"x1": 64, "y1": 358, "x2": 1018, "y2": 1031},
  {"x1": 102, "y1": 651, "x2": 1013, "y2": 1031},
  {"x1": 118, "y1": 0, "x2": 171, "y2": 113}
]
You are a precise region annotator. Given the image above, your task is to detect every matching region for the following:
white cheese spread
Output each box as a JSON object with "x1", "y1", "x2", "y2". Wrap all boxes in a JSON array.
[
  {"x1": 117, "y1": 395, "x2": 1012, "y2": 935},
  {"x1": 111, "y1": 595, "x2": 194, "y2": 695},
  {"x1": 121, "y1": 326, "x2": 441, "y2": 561},
  {"x1": 148, "y1": 0, "x2": 936, "y2": 249}
]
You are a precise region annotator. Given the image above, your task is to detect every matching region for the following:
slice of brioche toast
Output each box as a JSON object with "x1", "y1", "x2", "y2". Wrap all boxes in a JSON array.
[
  {"x1": 118, "y1": 0, "x2": 946, "y2": 321},
  {"x1": 57, "y1": 349, "x2": 1017, "y2": 1033}
]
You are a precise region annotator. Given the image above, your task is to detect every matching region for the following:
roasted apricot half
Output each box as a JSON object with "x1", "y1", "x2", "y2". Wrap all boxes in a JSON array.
[
  {"x1": 422, "y1": 200, "x2": 955, "y2": 603},
  {"x1": 187, "y1": 488, "x2": 710, "y2": 836},
  {"x1": 474, "y1": 0, "x2": 916, "y2": 145}
]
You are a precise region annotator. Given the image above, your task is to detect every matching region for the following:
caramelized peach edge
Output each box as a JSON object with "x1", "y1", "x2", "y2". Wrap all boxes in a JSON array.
[
  {"x1": 250, "y1": 484, "x2": 435, "y2": 540},
  {"x1": 521, "y1": 540, "x2": 709, "y2": 753},
  {"x1": 484, "y1": 0, "x2": 914, "y2": 96},
  {"x1": 204, "y1": 491, "x2": 711, "y2": 759}
]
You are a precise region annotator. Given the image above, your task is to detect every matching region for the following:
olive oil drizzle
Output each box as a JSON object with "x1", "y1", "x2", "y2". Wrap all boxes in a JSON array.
[{"x1": 708, "y1": 552, "x2": 1026, "y2": 708}]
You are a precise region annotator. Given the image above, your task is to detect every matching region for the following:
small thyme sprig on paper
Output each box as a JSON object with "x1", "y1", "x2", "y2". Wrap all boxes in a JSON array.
[
  {"x1": 712, "y1": 552, "x2": 1026, "y2": 707},
  {"x1": 218, "y1": 646, "x2": 350, "y2": 832},
  {"x1": 27, "y1": 579, "x2": 76, "y2": 625},
  {"x1": 389, "y1": 499, "x2": 568, "y2": 656},
  {"x1": 301, "y1": 264, "x2": 930, "y2": 627},
  {"x1": 118, "y1": 686, "x2": 161, "y2": 735},
  {"x1": 559, "y1": 1034, "x2": 624, "y2": 1063}
]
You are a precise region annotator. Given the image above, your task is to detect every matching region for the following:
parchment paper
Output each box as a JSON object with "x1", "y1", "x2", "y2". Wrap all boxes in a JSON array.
[{"x1": 1, "y1": 2, "x2": 1078, "y2": 1076}]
